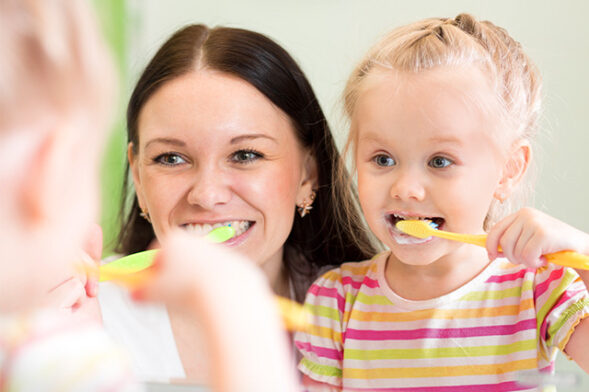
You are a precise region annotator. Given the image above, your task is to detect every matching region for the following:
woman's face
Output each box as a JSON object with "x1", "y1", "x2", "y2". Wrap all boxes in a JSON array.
[{"x1": 129, "y1": 70, "x2": 316, "y2": 275}]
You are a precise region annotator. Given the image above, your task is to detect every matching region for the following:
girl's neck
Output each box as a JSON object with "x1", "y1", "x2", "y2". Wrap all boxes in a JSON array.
[{"x1": 384, "y1": 245, "x2": 491, "y2": 301}]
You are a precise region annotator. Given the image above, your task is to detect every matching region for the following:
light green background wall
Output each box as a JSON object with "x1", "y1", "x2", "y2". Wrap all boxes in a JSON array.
[
  {"x1": 93, "y1": 0, "x2": 129, "y2": 253},
  {"x1": 100, "y1": 1, "x2": 589, "y2": 389}
]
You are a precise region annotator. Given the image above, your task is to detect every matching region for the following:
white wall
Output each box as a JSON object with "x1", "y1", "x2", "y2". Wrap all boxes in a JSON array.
[
  {"x1": 128, "y1": 0, "x2": 589, "y2": 233},
  {"x1": 129, "y1": 1, "x2": 589, "y2": 389}
]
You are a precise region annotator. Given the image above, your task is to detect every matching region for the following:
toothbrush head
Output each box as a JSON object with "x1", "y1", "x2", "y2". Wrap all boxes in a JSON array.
[
  {"x1": 206, "y1": 225, "x2": 236, "y2": 243},
  {"x1": 395, "y1": 219, "x2": 438, "y2": 239}
]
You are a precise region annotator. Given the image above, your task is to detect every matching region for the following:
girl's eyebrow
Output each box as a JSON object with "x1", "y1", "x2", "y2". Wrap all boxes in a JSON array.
[
  {"x1": 144, "y1": 137, "x2": 186, "y2": 149},
  {"x1": 358, "y1": 132, "x2": 386, "y2": 144},
  {"x1": 428, "y1": 135, "x2": 463, "y2": 145}
]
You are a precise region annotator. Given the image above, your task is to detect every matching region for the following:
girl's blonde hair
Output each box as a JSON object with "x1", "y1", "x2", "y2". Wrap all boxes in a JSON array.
[
  {"x1": 343, "y1": 13, "x2": 542, "y2": 229},
  {"x1": 0, "y1": 0, "x2": 114, "y2": 132}
]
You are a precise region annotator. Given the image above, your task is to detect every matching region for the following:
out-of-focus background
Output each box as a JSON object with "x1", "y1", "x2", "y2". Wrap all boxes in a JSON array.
[{"x1": 94, "y1": 1, "x2": 589, "y2": 390}]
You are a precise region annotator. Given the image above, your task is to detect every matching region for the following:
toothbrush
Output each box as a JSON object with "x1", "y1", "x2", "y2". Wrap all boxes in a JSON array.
[
  {"x1": 395, "y1": 220, "x2": 589, "y2": 270},
  {"x1": 99, "y1": 225, "x2": 236, "y2": 283}
]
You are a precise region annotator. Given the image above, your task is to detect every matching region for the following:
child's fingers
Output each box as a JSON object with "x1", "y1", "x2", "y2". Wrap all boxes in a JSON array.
[
  {"x1": 520, "y1": 234, "x2": 546, "y2": 268},
  {"x1": 46, "y1": 277, "x2": 86, "y2": 310},
  {"x1": 81, "y1": 223, "x2": 103, "y2": 297},
  {"x1": 512, "y1": 225, "x2": 540, "y2": 266},
  {"x1": 486, "y1": 213, "x2": 518, "y2": 260},
  {"x1": 497, "y1": 220, "x2": 526, "y2": 264},
  {"x1": 83, "y1": 223, "x2": 103, "y2": 262}
]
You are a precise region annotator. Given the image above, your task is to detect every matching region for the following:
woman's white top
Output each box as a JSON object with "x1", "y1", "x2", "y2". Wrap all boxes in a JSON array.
[{"x1": 98, "y1": 282, "x2": 186, "y2": 382}]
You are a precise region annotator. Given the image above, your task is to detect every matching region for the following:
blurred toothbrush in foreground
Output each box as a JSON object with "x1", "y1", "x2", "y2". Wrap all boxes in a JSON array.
[
  {"x1": 98, "y1": 225, "x2": 236, "y2": 284},
  {"x1": 92, "y1": 225, "x2": 310, "y2": 331}
]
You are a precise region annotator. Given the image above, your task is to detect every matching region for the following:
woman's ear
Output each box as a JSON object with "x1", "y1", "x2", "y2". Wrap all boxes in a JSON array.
[
  {"x1": 296, "y1": 151, "x2": 319, "y2": 205},
  {"x1": 494, "y1": 140, "x2": 531, "y2": 202}
]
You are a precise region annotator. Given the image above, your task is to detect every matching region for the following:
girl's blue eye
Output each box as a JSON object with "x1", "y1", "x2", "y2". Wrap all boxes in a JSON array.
[
  {"x1": 155, "y1": 153, "x2": 186, "y2": 166},
  {"x1": 373, "y1": 154, "x2": 395, "y2": 167},
  {"x1": 232, "y1": 149, "x2": 262, "y2": 163},
  {"x1": 429, "y1": 156, "x2": 453, "y2": 168}
]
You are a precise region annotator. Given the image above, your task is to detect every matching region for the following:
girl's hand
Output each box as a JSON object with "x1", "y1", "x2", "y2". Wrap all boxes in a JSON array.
[
  {"x1": 81, "y1": 223, "x2": 103, "y2": 298},
  {"x1": 43, "y1": 223, "x2": 103, "y2": 323},
  {"x1": 131, "y1": 230, "x2": 263, "y2": 307},
  {"x1": 486, "y1": 207, "x2": 589, "y2": 268},
  {"x1": 132, "y1": 230, "x2": 299, "y2": 392}
]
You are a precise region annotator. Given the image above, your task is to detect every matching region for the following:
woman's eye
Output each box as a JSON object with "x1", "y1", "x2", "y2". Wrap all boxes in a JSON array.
[
  {"x1": 373, "y1": 154, "x2": 395, "y2": 167},
  {"x1": 231, "y1": 149, "x2": 262, "y2": 163},
  {"x1": 429, "y1": 156, "x2": 453, "y2": 168},
  {"x1": 154, "y1": 153, "x2": 186, "y2": 166}
]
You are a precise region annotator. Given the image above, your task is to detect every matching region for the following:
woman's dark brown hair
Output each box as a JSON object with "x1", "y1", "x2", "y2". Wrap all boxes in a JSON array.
[{"x1": 117, "y1": 24, "x2": 376, "y2": 301}]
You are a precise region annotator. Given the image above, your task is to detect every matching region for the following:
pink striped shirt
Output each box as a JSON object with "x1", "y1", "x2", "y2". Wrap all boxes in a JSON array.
[{"x1": 295, "y1": 252, "x2": 589, "y2": 391}]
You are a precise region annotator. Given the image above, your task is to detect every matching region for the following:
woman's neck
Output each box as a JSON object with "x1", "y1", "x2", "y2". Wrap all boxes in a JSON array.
[{"x1": 258, "y1": 247, "x2": 291, "y2": 298}]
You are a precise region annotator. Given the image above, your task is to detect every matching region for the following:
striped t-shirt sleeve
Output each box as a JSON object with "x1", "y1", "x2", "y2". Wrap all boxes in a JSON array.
[
  {"x1": 534, "y1": 265, "x2": 589, "y2": 359},
  {"x1": 295, "y1": 267, "x2": 346, "y2": 387}
]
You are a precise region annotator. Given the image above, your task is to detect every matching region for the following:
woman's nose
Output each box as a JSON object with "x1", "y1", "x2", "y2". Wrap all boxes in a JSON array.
[
  {"x1": 389, "y1": 167, "x2": 426, "y2": 201},
  {"x1": 186, "y1": 167, "x2": 232, "y2": 210}
]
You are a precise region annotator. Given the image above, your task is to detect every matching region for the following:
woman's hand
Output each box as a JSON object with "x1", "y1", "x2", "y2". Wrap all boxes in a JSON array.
[{"x1": 486, "y1": 207, "x2": 589, "y2": 268}]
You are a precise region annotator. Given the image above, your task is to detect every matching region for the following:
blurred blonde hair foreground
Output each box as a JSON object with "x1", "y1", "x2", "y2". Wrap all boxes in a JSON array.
[
  {"x1": 0, "y1": 0, "x2": 115, "y2": 132},
  {"x1": 0, "y1": 0, "x2": 116, "y2": 310}
]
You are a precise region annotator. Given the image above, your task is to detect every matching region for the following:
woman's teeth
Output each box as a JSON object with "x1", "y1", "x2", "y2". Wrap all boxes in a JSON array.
[{"x1": 184, "y1": 221, "x2": 251, "y2": 237}]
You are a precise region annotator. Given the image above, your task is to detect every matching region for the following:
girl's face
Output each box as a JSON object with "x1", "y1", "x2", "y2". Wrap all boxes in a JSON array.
[
  {"x1": 130, "y1": 70, "x2": 315, "y2": 275},
  {"x1": 354, "y1": 66, "x2": 508, "y2": 266}
]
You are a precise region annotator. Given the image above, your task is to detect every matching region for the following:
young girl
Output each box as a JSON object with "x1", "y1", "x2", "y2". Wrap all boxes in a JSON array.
[{"x1": 295, "y1": 13, "x2": 589, "y2": 391}]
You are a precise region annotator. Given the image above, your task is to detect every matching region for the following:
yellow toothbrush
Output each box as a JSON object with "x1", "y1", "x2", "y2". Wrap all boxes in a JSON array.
[{"x1": 396, "y1": 220, "x2": 589, "y2": 270}]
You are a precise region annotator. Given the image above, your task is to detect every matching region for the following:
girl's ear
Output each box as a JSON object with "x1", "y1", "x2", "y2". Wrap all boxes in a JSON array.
[
  {"x1": 296, "y1": 151, "x2": 319, "y2": 205},
  {"x1": 19, "y1": 130, "x2": 57, "y2": 226},
  {"x1": 494, "y1": 140, "x2": 531, "y2": 201},
  {"x1": 127, "y1": 142, "x2": 146, "y2": 209}
]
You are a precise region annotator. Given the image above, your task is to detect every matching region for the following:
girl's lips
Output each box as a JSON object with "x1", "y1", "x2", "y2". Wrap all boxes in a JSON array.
[
  {"x1": 386, "y1": 213, "x2": 445, "y2": 235},
  {"x1": 385, "y1": 213, "x2": 445, "y2": 245},
  {"x1": 387, "y1": 224, "x2": 434, "y2": 245}
]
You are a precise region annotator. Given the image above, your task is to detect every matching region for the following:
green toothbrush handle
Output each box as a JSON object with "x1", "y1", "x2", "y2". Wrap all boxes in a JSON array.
[{"x1": 99, "y1": 249, "x2": 157, "y2": 282}]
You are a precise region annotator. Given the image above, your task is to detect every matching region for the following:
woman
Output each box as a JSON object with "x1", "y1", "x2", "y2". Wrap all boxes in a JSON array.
[{"x1": 100, "y1": 24, "x2": 376, "y2": 383}]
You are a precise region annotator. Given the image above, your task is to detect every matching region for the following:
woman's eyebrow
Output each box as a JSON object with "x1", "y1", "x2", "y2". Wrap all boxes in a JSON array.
[
  {"x1": 144, "y1": 137, "x2": 186, "y2": 149},
  {"x1": 230, "y1": 133, "x2": 277, "y2": 144}
]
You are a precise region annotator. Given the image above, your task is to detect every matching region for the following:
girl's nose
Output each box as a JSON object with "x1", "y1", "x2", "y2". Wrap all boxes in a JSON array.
[
  {"x1": 389, "y1": 168, "x2": 426, "y2": 201},
  {"x1": 186, "y1": 167, "x2": 232, "y2": 210}
]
